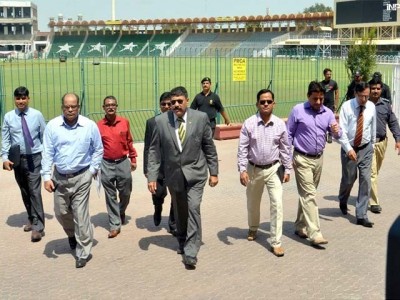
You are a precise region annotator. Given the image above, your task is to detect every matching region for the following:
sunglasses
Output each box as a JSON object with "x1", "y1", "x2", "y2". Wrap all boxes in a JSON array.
[
  {"x1": 15, "y1": 96, "x2": 28, "y2": 100},
  {"x1": 160, "y1": 102, "x2": 171, "y2": 107},
  {"x1": 171, "y1": 99, "x2": 184, "y2": 105},
  {"x1": 259, "y1": 100, "x2": 274, "y2": 105}
]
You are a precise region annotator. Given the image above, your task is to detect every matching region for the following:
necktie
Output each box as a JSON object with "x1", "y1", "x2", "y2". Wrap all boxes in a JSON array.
[
  {"x1": 177, "y1": 117, "x2": 186, "y2": 144},
  {"x1": 20, "y1": 112, "x2": 34, "y2": 148},
  {"x1": 353, "y1": 105, "x2": 364, "y2": 148}
]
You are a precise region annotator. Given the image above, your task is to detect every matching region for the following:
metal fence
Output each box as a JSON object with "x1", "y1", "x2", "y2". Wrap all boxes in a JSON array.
[{"x1": 0, "y1": 48, "x2": 395, "y2": 141}]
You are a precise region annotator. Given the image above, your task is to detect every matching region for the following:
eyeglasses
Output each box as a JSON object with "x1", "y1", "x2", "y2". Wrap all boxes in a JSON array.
[
  {"x1": 104, "y1": 103, "x2": 117, "y2": 108},
  {"x1": 171, "y1": 99, "x2": 184, "y2": 105},
  {"x1": 160, "y1": 102, "x2": 171, "y2": 107},
  {"x1": 15, "y1": 96, "x2": 28, "y2": 100},
  {"x1": 63, "y1": 105, "x2": 79, "y2": 110},
  {"x1": 259, "y1": 100, "x2": 274, "y2": 105}
]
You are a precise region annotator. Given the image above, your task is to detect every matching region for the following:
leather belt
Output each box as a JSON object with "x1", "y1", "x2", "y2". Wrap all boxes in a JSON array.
[
  {"x1": 353, "y1": 142, "x2": 370, "y2": 152},
  {"x1": 57, "y1": 166, "x2": 90, "y2": 178},
  {"x1": 294, "y1": 148, "x2": 323, "y2": 159},
  {"x1": 20, "y1": 153, "x2": 41, "y2": 158},
  {"x1": 375, "y1": 136, "x2": 387, "y2": 143},
  {"x1": 103, "y1": 156, "x2": 127, "y2": 164},
  {"x1": 249, "y1": 160, "x2": 278, "y2": 169}
]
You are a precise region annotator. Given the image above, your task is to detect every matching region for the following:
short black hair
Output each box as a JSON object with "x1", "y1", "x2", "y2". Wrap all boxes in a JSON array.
[
  {"x1": 323, "y1": 68, "x2": 332, "y2": 75},
  {"x1": 307, "y1": 81, "x2": 324, "y2": 97},
  {"x1": 256, "y1": 89, "x2": 274, "y2": 101},
  {"x1": 14, "y1": 86, "x2": 29, "y2": 98},
  {"x1": 170, "y1": 86, "x2": 188, "y2": 98},
  {"x1": 354, "y1": 82, "x2": 370, "y2": 93},
  {"x1": 159, "y1": 92, "x2": 171, "y2": 103},
  {"x1": 368, "y1": 77, "x2": 382, "y2": 87},
  {"x1": 103, "y1": 95, "x2": 117, "y2": 105}
]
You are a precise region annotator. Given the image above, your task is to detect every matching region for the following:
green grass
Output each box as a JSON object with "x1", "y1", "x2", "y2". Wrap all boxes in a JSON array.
[{"x1": 0, "y1": 55, "x2": 391, "y2": 141}]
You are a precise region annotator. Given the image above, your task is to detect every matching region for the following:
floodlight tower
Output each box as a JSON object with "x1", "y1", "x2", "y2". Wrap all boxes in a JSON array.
[{"x1": 112, "y1": 0, "x2": 116, "y2": 21}]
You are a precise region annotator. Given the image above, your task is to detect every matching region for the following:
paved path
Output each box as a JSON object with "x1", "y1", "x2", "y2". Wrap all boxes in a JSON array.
[{"x1": 1, "y1": 138, "x2": 399, "y2": 299}]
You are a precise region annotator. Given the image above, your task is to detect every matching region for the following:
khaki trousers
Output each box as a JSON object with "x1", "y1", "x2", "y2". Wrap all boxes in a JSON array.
[
  {"x1": 246, "y1": 162, "x2": 283, "y2": 247},
  {"x1": 370, "y1": 138, "x2": 388, "y2": 206},
  {"x1": 293, "y1": 152, "x2": 324, "y2": 241}
]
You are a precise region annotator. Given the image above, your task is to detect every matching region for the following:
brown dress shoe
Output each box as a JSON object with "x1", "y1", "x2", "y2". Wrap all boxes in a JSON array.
[
  {"x1": 311, "y1": 236, "x2": 328, "y2": 246},
  {"x1": 31, "y1": 230, "x2": 44, "y2": 242},
  {"x1": 108, "y1": 229, "x2": 121, "y2": 238},
  {"x1": 24, "y1": 222, "x2": 32, "y2": 232},
  {"x1": 295, "y1": 230, "x2": 308, "y2": 239},
  {"x1": 271, "y1": 246, "x2": 285, "y2": 257}
]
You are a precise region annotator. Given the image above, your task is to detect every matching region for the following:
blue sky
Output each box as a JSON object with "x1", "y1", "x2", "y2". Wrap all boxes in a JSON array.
[{"x1": 35, "y1": 0, "x2": 334, "y2": 31}]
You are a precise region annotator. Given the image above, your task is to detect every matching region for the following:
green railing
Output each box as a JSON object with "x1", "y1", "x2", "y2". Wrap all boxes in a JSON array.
[{"x1": 0, "y1": 48, "x2": 394, "y2": 141}]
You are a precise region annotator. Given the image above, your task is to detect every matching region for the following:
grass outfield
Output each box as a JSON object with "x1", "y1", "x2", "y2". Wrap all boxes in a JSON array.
[{"x1": 0, "y1": 56, "x2": 390, "y2": 141}]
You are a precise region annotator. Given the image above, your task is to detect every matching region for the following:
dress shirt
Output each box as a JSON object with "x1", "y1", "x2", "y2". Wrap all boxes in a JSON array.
[
  {"x1": 339, "y1": 98, "x2": 376, "y2": 153},
  {"x1": 97, "y1": 116, "x2": 137, "y2": 163},
  {"x1": 238, "y1": 113, "x2": 292, "y2": 174},
  {"x1": 287, "y1": 102, "x2": 341, "y2": 155},
  {"x1": 1, "y1": 107, "x2": 46, "y2": 159},
  {"x1": 41, "y1": 115, "x2": 103, "y2": 181},
  {"x1": 374, "y1": 98, "x2": 400, "y2": 142},
  {"x1": 174, "y1": 113, "x2": 187, "y2": 152}
]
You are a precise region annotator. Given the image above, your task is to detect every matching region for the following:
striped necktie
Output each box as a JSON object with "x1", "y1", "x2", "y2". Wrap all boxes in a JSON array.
[
  {"x1": 177, "y1": 117, "x2": 185, "y2": 143},
  {"x1": 353, "y1": 105, "x2": 364, "y2": 148}
]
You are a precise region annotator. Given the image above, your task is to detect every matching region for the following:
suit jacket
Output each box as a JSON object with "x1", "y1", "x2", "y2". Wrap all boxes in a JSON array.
[{"x1": 147, "y1": 108, "x2": 218, "y2": 190}]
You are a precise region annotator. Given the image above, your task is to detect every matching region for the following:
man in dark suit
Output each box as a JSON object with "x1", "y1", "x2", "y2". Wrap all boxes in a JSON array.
[
  {"x1": 143, "y1": 92, "x2": 176, "y2": 234},
  {"x1": 147, "y1": 86, "x2": 219, "y2": 269}
]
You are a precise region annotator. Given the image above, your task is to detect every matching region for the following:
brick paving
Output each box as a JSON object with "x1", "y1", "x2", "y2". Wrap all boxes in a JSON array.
[{"x1": 1, "y1": 138, "x2": 399, "y2": 299}]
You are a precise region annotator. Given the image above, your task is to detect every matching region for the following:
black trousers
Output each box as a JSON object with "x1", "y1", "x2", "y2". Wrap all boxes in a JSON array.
[
  {"x1": 152, "y1": 177, "x2": 175, "y2": 229},
  {"x1": 13, "y1": 153, "x2": 45, "y2": 231}
]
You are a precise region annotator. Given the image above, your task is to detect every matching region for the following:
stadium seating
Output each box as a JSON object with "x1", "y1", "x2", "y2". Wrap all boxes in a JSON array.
[
  {"x1": 79, "y1": 33, "x2": 120, "y2": 58},
  {"x1": 111, "y1": 33, "x2": 152, "y2": 57},
  {"x1": 47, "y1": 34, "x2": 85, "y2": 58},
  {"x1": 171, "y1": 33, "x2": 217, "y2": 57},
  {"x1": 138, "y1": 33, "x2": 181, "y2": 57},
  {"x1": 231, "y1": 32, "x2": 285, "y2": 57}
]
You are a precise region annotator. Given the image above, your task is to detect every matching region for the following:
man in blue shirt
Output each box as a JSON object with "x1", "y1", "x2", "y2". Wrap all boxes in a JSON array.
[
  {"x1": 41, "y1": 92, "x2": 103, "y2": 268},
  {"x1": 1, "y1": 86, "x2": 46, "y2": 242}
]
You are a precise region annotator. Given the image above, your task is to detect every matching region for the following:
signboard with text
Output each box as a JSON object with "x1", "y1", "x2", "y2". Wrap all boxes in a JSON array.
[{"x1": 232, "y1": 58, "x2": 247, "y2": 82}]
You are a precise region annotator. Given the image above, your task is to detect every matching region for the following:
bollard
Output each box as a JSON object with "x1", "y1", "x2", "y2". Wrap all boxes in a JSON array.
[{"x1": 386, "y1": 215, "x2": 400, "y2": 299}]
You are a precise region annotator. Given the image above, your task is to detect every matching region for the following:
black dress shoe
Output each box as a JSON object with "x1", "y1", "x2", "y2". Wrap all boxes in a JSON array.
[
  {"x1": 31, "y1": 230, "x2": 44, "y2": 242},
  {"x1": 356, "y1": 219, "x2": 374, "y2": 228},
  {"x1": 340, "y1": 204, "x2": 348, "y2": 215},
  {"x1": 75, "y1": 254, "x2": 92, "y2": 268},
  {"x1": 370, "y1": 205, "x2": 382, "y2": 214},
  {"x1": 153, "y1": 205, "x2": 162, "y2": 226},
  {"x1": 68, "y1": 236, "x2": 77, "y2": 250},
  {"x1": 184, "y1": 255, "x2": 197, "y2": 267}
]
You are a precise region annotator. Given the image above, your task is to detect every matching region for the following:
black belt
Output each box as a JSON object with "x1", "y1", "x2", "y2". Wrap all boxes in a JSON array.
[
  {"x1": 103, "y1": 156, "x2": 127, "y2": 164},
  {"x1": 376, "y1": 136, "x2": 387, "y2": 143},
  {"x1": 249, "y1": 160, "x2": 279, "y2": 169},
  {"x1": 353, "y1": 142, "x2": 370, "y2": 152},
  {"x1": 57, "y1": 166, "x2": 90, "y2": 178},
  {"x1": 20, "y1": 153, "x2": 41, "y2": 158},
  {"x1": 294, "y1": 148, "x2": 323, "y2": 158}
]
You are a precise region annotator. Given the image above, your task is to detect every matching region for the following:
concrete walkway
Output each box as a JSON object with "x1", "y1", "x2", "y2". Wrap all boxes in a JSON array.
[{"x1": 1, "y1": 138, "x2": 399, "y2": 299}]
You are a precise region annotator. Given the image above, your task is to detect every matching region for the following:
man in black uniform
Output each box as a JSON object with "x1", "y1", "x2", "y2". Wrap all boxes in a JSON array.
[
  {"x1": 372, "y1": 72, "x2": 392, "y2": 104},
  {"x1": 346, "y1": 70, "x2": 363, "y2": 100},
  {"x1": 143, "y1": 92, "x2": 176, "y2": 234},
  {"x1": 320, "y1": 68, "x2": 339, "y2": 143},
  {"x1": 190, "y1": 77, "x2": 231, "y2": 136},
  {"x1": 368, "y1": 77, "x2": 400, "y2": 214}
]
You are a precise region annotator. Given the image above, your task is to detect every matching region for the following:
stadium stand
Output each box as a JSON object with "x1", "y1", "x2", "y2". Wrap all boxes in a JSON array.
[
  {"x1": 170, "y1": 33, "x2": 217, "y2": 57},
  {"x1": 230, "y1": 31, "x2": 284, "y2": 57},
  {"x1": 47, "y1": 33, "x2": 85, "y2": 58},
  {"x1": 111, "y1": 33, "x2": 152, "y2": 57},
  {"x1": 79, "y1": 32, "x2": 120, "y2": 58},
  {"x1": 138, "y1": 33, "x2": 181, "y2": 57}
]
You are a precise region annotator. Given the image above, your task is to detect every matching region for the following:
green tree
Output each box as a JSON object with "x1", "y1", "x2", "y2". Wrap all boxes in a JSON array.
[
  {"x1": 345, "y1": 29, "x2": 377, "y2": 81},
  {"x1": 303, "y1": 3, "x2": 333, "y2": 13}
]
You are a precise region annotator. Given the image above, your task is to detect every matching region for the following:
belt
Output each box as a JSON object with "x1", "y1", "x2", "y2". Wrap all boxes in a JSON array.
[
  {"x1": 353, "y1": 142, "x2": 370, "y2": 152},
  {"x1": 294, "y1": 148, "x2": 323, "y2": 159},
  {"x1": 103, "y1": 156, "x2": 127, "y2": 164},
  {"x1": 249, "y1": 160, "x2": 279, "y2": 169},
  {"x1": 376, "y1": 136, "x2": 387, "y2": 143},
  {"x1": 20, "y1": 153, "x2": 41, "y2": 158},
  {"x1": 57, "y1": 166, "x2": 90, "y2": 178}
]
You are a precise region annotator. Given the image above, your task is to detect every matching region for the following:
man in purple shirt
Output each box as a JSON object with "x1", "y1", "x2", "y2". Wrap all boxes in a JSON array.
[
  {"x1": 287, "y1": 81, "x2": 341, "y2": 247},
  {"x1": 238, "y1": 89, "x2": 292, "y2": 257}
]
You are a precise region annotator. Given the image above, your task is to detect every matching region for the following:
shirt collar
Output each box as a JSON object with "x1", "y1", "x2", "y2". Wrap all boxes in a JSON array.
[
  {"x1": 256, "y1": 112, "x2": 274, "y2": 126},
  {"x1": 304, "y1": 101, "x2": 326, "y2": 113}
]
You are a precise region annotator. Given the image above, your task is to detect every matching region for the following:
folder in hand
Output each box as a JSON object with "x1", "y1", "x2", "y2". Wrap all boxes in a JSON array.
[{"x1": 8, "y1": 144, "x2": 21, "y2": 168}]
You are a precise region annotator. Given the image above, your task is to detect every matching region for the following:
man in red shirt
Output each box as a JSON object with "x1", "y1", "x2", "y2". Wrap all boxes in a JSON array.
[{"x1": 97, "y1": 95, "x2": 137, "y2": 238}]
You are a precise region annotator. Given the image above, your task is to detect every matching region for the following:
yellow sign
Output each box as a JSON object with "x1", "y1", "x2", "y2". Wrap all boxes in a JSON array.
[{"x1": 232, "y1": 58, "x2": 247, "y2": 82}]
